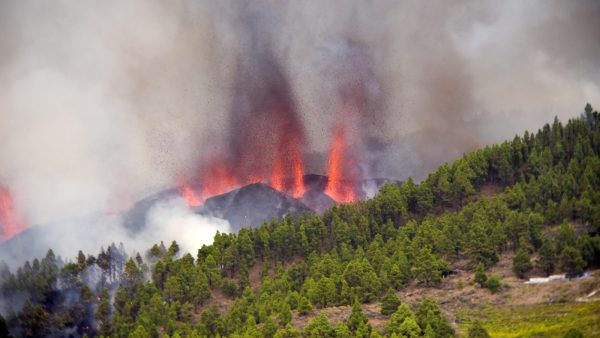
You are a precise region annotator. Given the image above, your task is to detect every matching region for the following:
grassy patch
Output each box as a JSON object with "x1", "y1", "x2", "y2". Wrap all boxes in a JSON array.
[{"x1": 457, "y1": 301, "x2": 600, "y2": 337}]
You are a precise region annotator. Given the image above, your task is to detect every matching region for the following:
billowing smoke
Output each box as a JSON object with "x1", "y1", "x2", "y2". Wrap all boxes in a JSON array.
[
  {"x1": 1, "y1": 1, "x2": 599, "y2": 262},
  {"x1": 188, "y1": 4, "x2": 307, "y2": 200},
  {"x1": 0, "y1": 195, "x2": 229, "y2": 268}
]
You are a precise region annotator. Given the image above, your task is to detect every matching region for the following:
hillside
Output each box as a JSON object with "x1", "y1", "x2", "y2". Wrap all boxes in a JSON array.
[{"x1": 1, "y1": 105, "x2": 600, "y2": 337}]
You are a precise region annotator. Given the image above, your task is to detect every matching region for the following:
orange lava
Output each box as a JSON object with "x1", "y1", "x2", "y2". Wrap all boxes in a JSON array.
[
  {"x1": 271, "y1": 137, "x2": 305, "y2": 198},
  {"x1": 325, "y1": 126, "x2": 357, "y2": 203},
  {"x1": 0, "y1": 187, "x2": 27, "y2": 241},
  {"x1": 179, "y1": 183, "x2": 202, "y2": 206},
  {"x1": 199, "y1": 162, "x2": 239, "y2": 200}
]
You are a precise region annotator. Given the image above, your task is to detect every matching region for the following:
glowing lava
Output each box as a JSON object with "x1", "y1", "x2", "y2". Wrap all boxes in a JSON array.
[
  {"x1": 325, "y1": 126, "x2": 357, "y2": 203},
  {"x1": 271, "y1": 136, "x2": 305, "y2": 198},
  {"x1": 0, "y1": 187, "x2": 27, "y2": 241},
  {"x1": 179, "y1": 183, "x2": 202, "y2": 207},
  {"x1": 199, "y1": 162, "x2": 240, "y2": 200}
]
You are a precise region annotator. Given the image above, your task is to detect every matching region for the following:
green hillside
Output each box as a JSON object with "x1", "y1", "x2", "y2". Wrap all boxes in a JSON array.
[{"x1": 1, "y1": 104, "x2": 600, "y2": 337}]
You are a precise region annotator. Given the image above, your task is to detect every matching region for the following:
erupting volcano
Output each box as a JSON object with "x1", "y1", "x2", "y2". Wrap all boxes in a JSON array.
[
  {"x1": 178, "y1": 46, "x2": 312, "y2": 205},
  {"x1": 175, "y1": 38, "x2": 384, "y2": 210},
  {"x1": 325, "y1": 126, "x2": 358, "y2": 203},
  {"x1": 0, "y1": 187, "x2": 27, "y2": 241}
]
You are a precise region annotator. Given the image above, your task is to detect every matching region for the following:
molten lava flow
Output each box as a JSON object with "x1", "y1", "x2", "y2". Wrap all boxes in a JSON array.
[
  {"x1": 200, "y1": 162, "x2": 239, "y2": 200},
  {"x1": 289, "y1": 147, "x2": 305, "y2": 198},
  {"x1": 271, "y1": 136, "x2": 306, "y2": 198},
  {"x1": 180, "y1": 183, "x2": 202, "y2": 206},
  {"x1": 0, "y1": 187, "x2": 27, "y2": 241},
  {"x1": 325, "y1": 127, "x2": 357, "y2": 203}
]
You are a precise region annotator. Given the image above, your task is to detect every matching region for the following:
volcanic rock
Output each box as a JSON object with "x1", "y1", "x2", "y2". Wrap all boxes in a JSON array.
[{"x1": 199, "y1": 183, "x2": 311, "y2": 231}]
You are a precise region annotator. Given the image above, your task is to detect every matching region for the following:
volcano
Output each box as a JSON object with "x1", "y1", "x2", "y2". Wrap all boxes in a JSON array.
[
  {"x1": 200, "y1": 183, "x2": 310, "y2": 231},
  {"x1": 122, "y1": 174, "x2": 396, "y2": 233}
]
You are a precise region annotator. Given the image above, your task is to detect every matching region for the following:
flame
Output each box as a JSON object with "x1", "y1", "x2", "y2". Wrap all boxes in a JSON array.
[
  {"x1": 199, "y1": 162, "x2": 239, "y2": 200},
  {"x1": 0, "y1": 187, "x2": 27, "y2": 241},
  {"x1": 180, "y1": 183, "x2": 202, "y2": 206},
  {"x1": 325, "y1": 126, "x2": 357, "y2": 203},
  {"x1": 271, "y1": 137, "x2": 305, "y2": 198},
  {"x1": 290, "y1": 146, "x2": 305, "y2": 198}
]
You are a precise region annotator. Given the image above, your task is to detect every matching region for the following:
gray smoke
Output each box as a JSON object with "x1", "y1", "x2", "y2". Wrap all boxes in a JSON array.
[{"x1": 0, "y1": 0, "x2": 599, "y2": 261}]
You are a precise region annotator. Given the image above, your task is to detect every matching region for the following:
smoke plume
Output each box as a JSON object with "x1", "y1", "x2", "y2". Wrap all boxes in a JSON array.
[{"x1": 0, "y1": 0, "x2": 599, "y2": 262}]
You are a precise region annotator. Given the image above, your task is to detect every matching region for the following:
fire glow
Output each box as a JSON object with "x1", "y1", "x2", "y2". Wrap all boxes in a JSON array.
[
  {"x1": 177, "y1": 49, "x2": 367, "y2": 207},
  {"x1": 325, "y1": 126, "x2": 357, "y2": 203},
  {"x1": 0, "y1": 187, "x2": 27, "y2": 241},
  {"x1": 179, "y1": 118, "x2": 361, "y2": 206}
]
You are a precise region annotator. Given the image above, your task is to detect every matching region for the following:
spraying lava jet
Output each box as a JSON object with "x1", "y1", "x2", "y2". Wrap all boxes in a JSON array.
[
  {"x1": 0, "y1": 187, "x2": 27, "y2": 241},
  {"x1": 180, "y1": 47, "x2": 307, "y2": 204},
  {"x1": 325, "y1": 125, "x2": 358, "y2": 203}
]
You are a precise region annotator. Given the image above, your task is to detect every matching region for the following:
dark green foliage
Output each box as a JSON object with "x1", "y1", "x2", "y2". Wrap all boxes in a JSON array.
[
  {"x1": 397, "y1": 317, "x2": 421, "y2": 338},
  {"x1": 199, "y1": 305, "x2": 225, "y2": 337},
  {"x1": 222, "y1": 278, "x2": 238, "y2": 297},
  {"x1": 380, "y1": 289, "x2": 401, "y2": 315},
  {"x1": 536, "y1": 238, "x2": 556, "y2": 276},
  {"x1": 413, "y1": 245, "x2": 449, "y2": 286},
  {"x1": 2, "y1": 108, "x2": 600, "y2": 336},
  {"x1": 297, "y1": 296, "x2": 313, "y2": 316},
  {"x1": 468, "y1": 320, "x2": 491, "y2": 338},
  {"x1": 386, "y1": 304, "x2": 415, "y2": 335},
  {"x1": 485, "y1": 275, "x2": 501, "y2": 293},
  {"x1": 279, "y1": 302, "x2": 292, "y2": 326},
  {"x1": 274, "y1": 324, "x2": 301, "y2": 338},
  {"x1": 559, "y1": 246, "x2": 586, "y2": 277},
  {"x1": 512, "y1": 248, "x2": 533, "y2": 278},
  {"x1": 563, "y1": 328, "x2": 584, "y2": 338},
  {"x1": 0, "y1": 314, "x2": 11, "y2": 338},
  {"x1": 347, "y1": 299, "x2": 370, "y2": 335},
  {"x1": 414, "y1": 298, "x2": 455, "y2": 337},
  {"x1": 18, "y1": 301, "x2": 49, "y2": 338},
  {"x1": 334, "y1": 322, "x2": 353, "y2": 337},
  {"x1": 474, "y1": 263, "x2": 487, "y2": 287},
  {"x1": 304, "y1": 314, "x2": 335, "y2": 338}
]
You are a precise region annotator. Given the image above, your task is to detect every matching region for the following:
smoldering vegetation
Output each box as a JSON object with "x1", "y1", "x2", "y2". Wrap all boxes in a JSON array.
[{"x1": 0, "y1": 241, "x2": 175, "y2": 337}]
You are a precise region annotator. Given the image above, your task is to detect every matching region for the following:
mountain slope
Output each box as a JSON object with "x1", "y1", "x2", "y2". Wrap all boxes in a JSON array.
[{"x1": 1, "y1": 106, "x2": 600, "y2": 337}]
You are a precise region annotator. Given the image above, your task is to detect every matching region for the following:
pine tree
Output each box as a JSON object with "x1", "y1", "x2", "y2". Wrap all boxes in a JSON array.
[
  {"x1": 297, "y1": 296, "x2": 313, "y2": 316},
  {"x1": 559, "y1": 246, "x2": 585, "y2": 277},
  {"x1": 334, "y1": 322, "x2": 352, "y2": 338},
  {"x1": 412, "y1": 245, "x2": 444, "y2": 286},
  {"x1": 279, "y1": 302, "x2": 292, "y2": 326},
  {"x1": 380, "y1": 289, "x2": 401, "y2": 315},
  {"x1": 386, "y1": 304, "x2": 414, "y2": 335},
  {"x1": 512, "y1": 248, "x2": 533, "y2": 278},
  {"x1": 474, "y1": 263, "x2": 487, "y2": 287},
  {"x1": 536, "y1": 238, "x2": 556, "y2": 276},
  {"x1": 348, "y1": 299, "x2": 370, "y2": 335},
  {"x1": 398, "y1": 317, "x2": 421, "y2": 338},
  {"x1": 415, "y1": 298, "x2": 454, "y2": 337},
  {"x1": 304, "y1": 314, "x2": 335, "y2": 338}
]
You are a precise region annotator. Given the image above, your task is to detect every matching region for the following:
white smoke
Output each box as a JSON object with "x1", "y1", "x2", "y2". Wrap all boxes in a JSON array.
[
  {"x1": 143, "y1": 198, "x2": 231, "y2": 256},
  {"x1": 0, "y1": 0, "x2": 599, "y2": 265},
  {"x1": 0, "y1": 199, "x2": 230, "y2": 267}
]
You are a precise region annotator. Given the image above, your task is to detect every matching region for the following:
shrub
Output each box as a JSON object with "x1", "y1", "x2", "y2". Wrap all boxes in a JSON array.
[
  {"x1": 468, "y1": 320, "x2": 490, "y2": 338},
  {"x1": 380, "y1": 289, "x2": 401, "y2": 315},
  {"x1": 485, "y1": 275, "x2": 501, "y2": 293},
  {"x1": 222, "y1": 278, "x2": 238, "y2": 297},
  {"x1": 474, "y1": 263, "x2": 487, "y2": 287}
]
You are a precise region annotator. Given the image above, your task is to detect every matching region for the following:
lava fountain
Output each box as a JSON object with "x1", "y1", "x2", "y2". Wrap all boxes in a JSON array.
[
  {"x1": 0, "y1": 187, "x2": 27, "y2": 241},
  {"x1": 325, "y1": 126, "x2": 358, "y2": 203}
]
